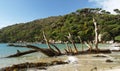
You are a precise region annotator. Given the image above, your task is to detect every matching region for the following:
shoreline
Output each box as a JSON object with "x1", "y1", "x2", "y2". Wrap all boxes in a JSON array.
[{"x1": 0, "y1": 43, "x2": 120, "y2": 71}]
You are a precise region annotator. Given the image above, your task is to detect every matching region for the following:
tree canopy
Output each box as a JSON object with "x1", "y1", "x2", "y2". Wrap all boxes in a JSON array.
[{"x1": 0, "y1": 8, "x2": 120, "y2": 43}]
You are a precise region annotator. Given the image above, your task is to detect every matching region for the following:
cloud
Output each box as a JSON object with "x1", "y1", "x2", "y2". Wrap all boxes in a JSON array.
[{"x1": 89, "y1": 0, "x2": 120, "y2": 14}]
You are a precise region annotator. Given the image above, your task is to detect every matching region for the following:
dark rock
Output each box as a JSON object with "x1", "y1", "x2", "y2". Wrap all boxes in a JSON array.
[
  {"x1": 52, "y1": 60, "x2": 68, "y2": 65},
  {"x1": 106, "y1": 59, "x2": 113, "y2": 62},
  {"x1": 91, "y1": 67, "x2": 97, "y2": 71},
  {"x1": 93, "y1": 55, "x2": 107, "y2": 58}
]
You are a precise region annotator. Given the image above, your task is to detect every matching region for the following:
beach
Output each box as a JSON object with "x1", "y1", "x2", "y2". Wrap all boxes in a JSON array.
[
  {"x1": 1, "y1": 52, "x2": 120, "y2": 71},
  {"x1": 26, "y1": 53, "x2": 120, "y2": 71}
]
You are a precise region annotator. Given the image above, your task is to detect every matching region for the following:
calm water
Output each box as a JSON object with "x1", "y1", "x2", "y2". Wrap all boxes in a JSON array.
[{"x1": 0, "y1": 43, "x2": 109, "y2": 68}]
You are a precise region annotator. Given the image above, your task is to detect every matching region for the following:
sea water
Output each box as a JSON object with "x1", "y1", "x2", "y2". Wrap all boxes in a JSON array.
[{"x1": 0, "y1": 43, "x2": 109, "y2": 68}]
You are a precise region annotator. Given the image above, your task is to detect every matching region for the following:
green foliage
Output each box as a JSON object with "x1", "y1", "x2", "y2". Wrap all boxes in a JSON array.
[
  {"x1": 101, "y1": 32, "x2": 112, "y2": 41},
  {"x1": 114, "y1": 9, "x2": 120, "y2": 14},
  {"x1": 115, "y1": 36, "x2": 120, "y2": 41},
  {"x1": 0, "y1": 8, "x2": 120, "y2": 43}
]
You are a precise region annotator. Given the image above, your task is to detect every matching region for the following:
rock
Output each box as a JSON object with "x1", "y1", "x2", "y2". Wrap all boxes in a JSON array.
[
  {"x1": 52, "y1": 60, "x2": 68, "y2": 65},
  {"x1": 106, "y1": 59, "x2": 113, "y2": 62},
  {"x1": 93, "y1": 55, "x2": 107, "y2": 58},
  {"x1": 91, "y1": 67, "x2": 97, "y2": 71}
]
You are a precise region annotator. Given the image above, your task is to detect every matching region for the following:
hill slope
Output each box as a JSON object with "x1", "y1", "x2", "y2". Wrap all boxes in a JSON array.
[{"x1": 0, "y1": 8, "x2": 120, "y2": 43}]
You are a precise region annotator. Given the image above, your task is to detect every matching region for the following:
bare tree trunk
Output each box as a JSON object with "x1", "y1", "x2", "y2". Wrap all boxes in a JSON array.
[
  {"x1": 43, "y1": 31, "x2": 51, "y2": 49},
  {"x1": 65, "y1": 42, "x2": 73, "y2": 53},
  {"x1": 42, "y1": 31, "x2": 60, "y2": 56},
  {"x1": 67, "y1": 33, "x2": 78, "y2": 53},
  {"x1": 78, "y1": 36, "x2": 84, "y2": 52},
  {"x1": 93, "y1": 18, "x2": 99, "y2": 51},
  {"x1": 6, "y1": 50, "x2": 37, "y2": 58},
  {"x1": 84, "y1": 41, "x2": 92, "y2": 52},
  {"x1": 50, "y1": 44, "x2": 62, "y2": 55},
  {"x1": 69, "y1": 46, "x2": 73, "y2": 53},
  {"x1": 64, "y1": 48, "x2": 69, "y2": 54},
  {"x1": 65, "y1": 42, "x2": 70, "y2": 53},
  {"x1": 26, "y1": 45, "x2": 59, "y2": 57}
]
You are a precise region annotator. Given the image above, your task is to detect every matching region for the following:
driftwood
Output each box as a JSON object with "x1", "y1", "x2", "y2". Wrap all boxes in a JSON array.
[
  {"x1": 50, "y1": 43, "x2": 62, "y2": 55},
  {"x1": 64, "y1": 48, "x2": 69, "y2": 54},
  {"x1": 78, "y1": 49, "x2": 111, "y2": 54},
  {"x1": 0, "y1": 60, "x2": 68, "y2": 71},
  {"x1": 64, "y1": 43, "x2": 74, "y2": 55},
  {"x1": 84, "y1": 41, "x2": 111, "y2": 54},
  {"x1": 85, "y1": 42, "x2": 92, "y2": 50},
  {"x1": 26, "y1": 45, "x2": 61, "y2": 57},
  {"x1": 43, "y1": 31, "x2": 61, "y2": 56},
  {"x1": 112, "y1": 50, "x2": 120, "y2": 52},
  {"x1": 87, "y1": 49, "x2": 111, "y2": 54},
  {"x1": 6, "y1": 44, "x2": 111, "y2": 58},
  {"x1": 6, "y1": 32, "x2": 62, "y2": 58},
  {"x1": 6, "y1": 44, "x2": 62, "y2": 58},
  {"x1": 65, "y1": 43, "x2": 71, "y2": 53},
  {"x1": 67, "y1": 33, "x2": 78, "y2": 53},
  {"x1": 6, "y1": 28, "x2": 113, "y2": 58},
  {"x1": 6, "y1": 50, "x2": 37, "y2": 58},
  {"x1": 43, "y1": 31, "x2": 51, "y2": 49}
]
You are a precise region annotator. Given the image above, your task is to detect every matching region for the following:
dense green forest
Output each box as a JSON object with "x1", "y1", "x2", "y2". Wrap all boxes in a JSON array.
[{"x1": 0, "y1": 8, "x2": 120, "y2": 43}]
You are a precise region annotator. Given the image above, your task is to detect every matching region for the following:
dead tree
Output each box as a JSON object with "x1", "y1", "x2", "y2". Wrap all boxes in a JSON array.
[
  {"x1": 6, "y1": 32, "x2": 62, "y2": 58},
  {"x1": 66, "y1": 43, "x2": 73, "y2": 53},
  {"x1": 6, "y1": 50, "x2": 37, "y2": 58},
  {"x1": 84, "y1": 41, "x2": 93, "y2": 52},
  {"x1": 43, "y1": 31, "x2": 51, "y2": 49},
  {"x1": 78, "y1": 36, "x2": 84, "y2": 52},
  {"x1": 65, "y1": 42, "x2": 69, "y2": 53},
  {"x1": 26, "y1": 45, "x2": 60, "y2": 57},
  {"x1": 50, "y1": 43, "x2": 62, "y2": 55},
  {"x1": 93, "y1": 18, "x2": 99, "y2": 51},
  {"x1": 64, "y1": 42, "x2": 73, "y2": 55},
  {"x1": 43, "y1": 31, "x2": 62, "y2": 56},
  {"x1": 83, "y1": 18, "x2": 99, "y2": 52},
  {"x1": 67, "y1": 33, "x2": 78, "y2": 53}
]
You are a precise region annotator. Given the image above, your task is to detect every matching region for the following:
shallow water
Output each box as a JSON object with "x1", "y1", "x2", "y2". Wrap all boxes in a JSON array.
[{"x1": 0, "y1": 43, "x2": 110, "y2": 68}]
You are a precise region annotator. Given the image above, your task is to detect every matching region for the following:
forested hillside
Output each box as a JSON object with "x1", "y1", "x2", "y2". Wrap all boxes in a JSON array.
[{"x1": 0, "y1": 8, "x2": 120, "y2": 43}]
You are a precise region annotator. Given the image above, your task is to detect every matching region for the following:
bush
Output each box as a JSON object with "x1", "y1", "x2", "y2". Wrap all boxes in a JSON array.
[{"x1": 115, "y1": 36, "x2": 120, "y2": 41}]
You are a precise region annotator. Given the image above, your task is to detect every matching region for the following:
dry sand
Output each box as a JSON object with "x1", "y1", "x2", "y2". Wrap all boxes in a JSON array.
[{"x1": 27, "y1": 53, "x2": 120, "y2": 71}]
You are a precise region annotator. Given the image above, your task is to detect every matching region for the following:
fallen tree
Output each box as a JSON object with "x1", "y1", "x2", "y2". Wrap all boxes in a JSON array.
[
  {"x1": 26, "y1": 45, "x2": 62, "y2": 57},
  {"x1": 5, "y1": 18, "x2": 112, "y2": 58},
  {"x1": 42, "y1": 31, "x2": 62, "y2": 56},
  {"x1": 5, "y1": 31, "x2": 63, "y2": 58},
  {"x1": 6, "y1": 50, "x2": 37, "y2": 58},
  {"x1": 67, "y1": 33, "x2": 78, "y2": 54},
  {"x1": 0, "y1": 60, "x2": 68, "y2": 71}
]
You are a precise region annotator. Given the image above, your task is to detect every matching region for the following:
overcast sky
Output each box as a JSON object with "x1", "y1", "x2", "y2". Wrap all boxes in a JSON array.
[{"x1": 0, "y1": 0, "x2": 120, "y2": 29}]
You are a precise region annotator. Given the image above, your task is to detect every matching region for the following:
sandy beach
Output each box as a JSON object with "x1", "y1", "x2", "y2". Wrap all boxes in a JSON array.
[{"x1": 26, "y1": 53, "x2": 120, "y2": 71}]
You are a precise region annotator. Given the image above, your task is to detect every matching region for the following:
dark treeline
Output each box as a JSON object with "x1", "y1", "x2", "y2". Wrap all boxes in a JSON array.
[{"x1": 0, "y1": 8, "x2": 120, "y2": 43}]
